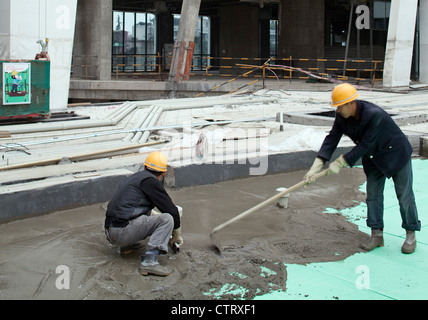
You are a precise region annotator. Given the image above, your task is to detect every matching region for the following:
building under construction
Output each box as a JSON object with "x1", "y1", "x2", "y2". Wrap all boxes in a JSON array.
[
  {"x1": 69, "y1": 0, "x2": 427, "y2": 102},
  {"x1": 2, "y1": 0, "x2": 427, "y2": 108}
]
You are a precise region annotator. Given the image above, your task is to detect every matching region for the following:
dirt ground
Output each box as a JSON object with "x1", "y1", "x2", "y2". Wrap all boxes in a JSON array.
[{"x1": 0, "y1": 167, "x2": 369, "y2": 300}]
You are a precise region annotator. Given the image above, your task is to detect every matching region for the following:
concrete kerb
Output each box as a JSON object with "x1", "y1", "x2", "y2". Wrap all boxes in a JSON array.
[
  {"x1": 0, "y1": 169, "x2": 134, "y2": 223},
  {"x1": 163, "y1": 147, "x2": 355, "y2": 188},
  {"x1": 283, "y1": 109, "x2": 427, "y2": 127},
  {"x1": 420, "y1": 136, "x2": 428, "y2": 158}
]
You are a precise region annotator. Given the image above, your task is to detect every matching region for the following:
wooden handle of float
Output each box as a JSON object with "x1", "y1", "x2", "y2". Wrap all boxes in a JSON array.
[{"x1": 210, "y1": 169, "x2": 330, "y2": 235}]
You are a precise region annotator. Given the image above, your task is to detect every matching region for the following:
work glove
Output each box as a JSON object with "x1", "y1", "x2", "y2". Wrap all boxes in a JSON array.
[
  {"x1": 169, "y1": 227, "x2": 184, "y2": 252},
  {"x1": 151, "y1": 209, "x2": 161, "y2": 216},
  {"x1": 328, "y1": 155, "x2": 348, "y2": 175},
  {"x1": 304, "y1": 157, "x2": 325, "y2": 184}
]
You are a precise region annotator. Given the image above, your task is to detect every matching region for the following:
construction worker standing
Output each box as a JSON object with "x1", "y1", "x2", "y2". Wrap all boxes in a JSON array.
[
  {"x1": 104, "y1": 151, "x2": 183, "y2": 276},
  {"x1": 304, "y1": 83, "x2": 421, "y2": 254}
]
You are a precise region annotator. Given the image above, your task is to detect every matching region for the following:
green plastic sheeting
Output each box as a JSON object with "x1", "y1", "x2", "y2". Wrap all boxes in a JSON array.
[{"x1": 256, "y1": 159, "x2": 428, "y2": 300}]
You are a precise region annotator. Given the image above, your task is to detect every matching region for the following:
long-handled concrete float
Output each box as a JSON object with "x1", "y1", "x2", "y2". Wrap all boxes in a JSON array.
[{"x1": 210, "y1": 168, "x2": 330, "y2": 252}]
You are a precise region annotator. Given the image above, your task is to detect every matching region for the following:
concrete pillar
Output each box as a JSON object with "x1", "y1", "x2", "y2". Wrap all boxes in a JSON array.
[
  {"x1": 218, "y1": 4, "x2": 259, "y2": 60},
  {"x1": 0, "y1": 0, "x2": 77, "y2": 111},
  {"x1": 73, "y1": 0, "x2": 112, "y2": 81},
  {"x1": 383, "y1": 0, "x2": 418, "y2": 88},
  {"x1": 420, "y1": 1, "x2": 428, "y2": 84},
  {"x1": 168, "y1": 0, "x2": 201, "y2": 83},
  {"x1": 278, "y1": 0, "x2": 324, "y2": 67}
]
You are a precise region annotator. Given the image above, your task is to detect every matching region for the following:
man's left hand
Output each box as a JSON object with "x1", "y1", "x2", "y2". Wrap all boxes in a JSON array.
[
  {"x1": 328, "y1": 155, "x2": 348, "y2": 175},
  {"x1": 169, "y1": 227, "x2": 184, "y2": 250}
]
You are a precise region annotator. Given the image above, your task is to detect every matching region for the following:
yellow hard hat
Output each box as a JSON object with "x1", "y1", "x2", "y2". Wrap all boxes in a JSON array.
[
  {"x1": 331, "y1": 83, "x2": 359, "y2": 107},
  {"x1": 11, "y1": 70, "x2": 18, "y2": 76},
  {"x1": 144, "y1": 151, "x2": 168, "y2": 172}
]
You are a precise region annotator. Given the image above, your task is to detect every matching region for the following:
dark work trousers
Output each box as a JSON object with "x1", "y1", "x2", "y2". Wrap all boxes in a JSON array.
[{"x1": 365, "y1": 159, "x2": 421, "y2": 231}]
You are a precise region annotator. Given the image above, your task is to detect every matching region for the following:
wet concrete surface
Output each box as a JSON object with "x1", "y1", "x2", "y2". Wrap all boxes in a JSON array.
[{"x1": 0, "y1": 167, "x2": 369, "y2": 300}]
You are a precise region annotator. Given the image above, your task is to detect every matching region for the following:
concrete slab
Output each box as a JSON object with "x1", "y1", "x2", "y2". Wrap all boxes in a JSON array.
[{"x1": 0, "y1": 166, "x2": 369, "y2": 300}]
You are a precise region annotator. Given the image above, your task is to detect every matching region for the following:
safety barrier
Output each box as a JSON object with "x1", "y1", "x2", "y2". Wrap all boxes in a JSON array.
[
  {"x1": 113, "y1": 53, "x2": 162, "y2": 80},
  {"x1": 71, "y1": 54, "x2": 384, "y2": 84},
  {"x1": 194, "y1": 57, "x2": 384, "y2": 97},
  {"x1": 194, "y1": 56, "x2": 383, "y2": 84}
]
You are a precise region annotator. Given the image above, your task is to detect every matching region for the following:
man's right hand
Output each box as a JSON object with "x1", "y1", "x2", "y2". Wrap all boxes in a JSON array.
[{"x1": 304, "y1": 157, "x2": 325, "y2": 184}]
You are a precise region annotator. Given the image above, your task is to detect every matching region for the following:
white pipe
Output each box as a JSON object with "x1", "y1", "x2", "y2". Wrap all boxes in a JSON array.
[
  {"x1": 0, "y1": 116, "x2": 276, "y2": 150},
  {"x1": 111, "y1": 102, "x2": 139, "y2": 124},
  {"x1": 4, "y1": 115, "x2": 120, "y2": 135},
  {"x1": 124, "y1": 105, "x2": 155, "y2": 141},
  {"x1": 128, "y1": 94, "x2": 253, "y2": 108},
  {"x1": 132, "y1": 106, "x2": 162, "y2": 142},
  {"x1": 148, "y1": 96, "x2": 278, "y2": 111},
  {"x1": 137, "y1": 106, "x2": 164, "y2": 144},
  {"x1": 2, "y1": 96, "x2": 277, "y2": 135},
  {"x1": 131, "y1": 106, "x2": 161, "y2": 142},
  {"x1": 2, "y1": 102, "x2": 138, "y2": 135},
  {"x1": 106, "y1": 101, "x2": 131, "y2": 119},
  {"x1": 106, "y1": 95, "x2": 275, "y2": 111}
]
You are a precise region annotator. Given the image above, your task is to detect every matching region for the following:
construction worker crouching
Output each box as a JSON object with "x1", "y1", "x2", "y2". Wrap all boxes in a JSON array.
[
  {"x1": 304, "y1": 83, "x2": 421, "y2": 254},
  {"x1": 104, "y1": 151, "x2": 183, "y2": 276}
]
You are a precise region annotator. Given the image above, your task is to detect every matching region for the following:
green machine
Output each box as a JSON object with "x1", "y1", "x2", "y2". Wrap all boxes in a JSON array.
[{"x1": 0, "y1": 60, "x2": 50, "y2": 120}]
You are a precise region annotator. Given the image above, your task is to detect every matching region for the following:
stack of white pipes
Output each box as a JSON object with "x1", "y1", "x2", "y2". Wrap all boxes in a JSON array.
[
  {"x1": 3, "y1": 95, "x2": 276, "y2": 135},
  {"x1": 123, "y1": 105, "x2": 164, "y2": 144},
  {"x1": 123, "y1": 105, "x2": 155, "y2": 142},
  {"x1": 0, "y1": 95, "x2": 279, "y2": 168},
  {"x1": 133, "y1": 106, "x2": 164, "y2": 144}
]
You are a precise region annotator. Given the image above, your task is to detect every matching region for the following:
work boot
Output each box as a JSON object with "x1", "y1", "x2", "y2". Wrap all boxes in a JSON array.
[
  {"x1": 360, "y1": 229, "x2": 384, "y2": 251},
  {"x1": 139, "y1": 254, "x2": 172, "y2": 277},
  {"x1": 401, "y1": 230, "x2": 416, "y2": 254}
]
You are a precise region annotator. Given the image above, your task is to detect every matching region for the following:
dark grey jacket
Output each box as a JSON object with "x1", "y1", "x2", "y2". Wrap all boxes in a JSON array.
[
  {"x1": 318, "y1": 100, "x2": 412, "y2": 178},
  {"x1": 105, "y1": 170, "x2": 180, "y2": 229}
]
